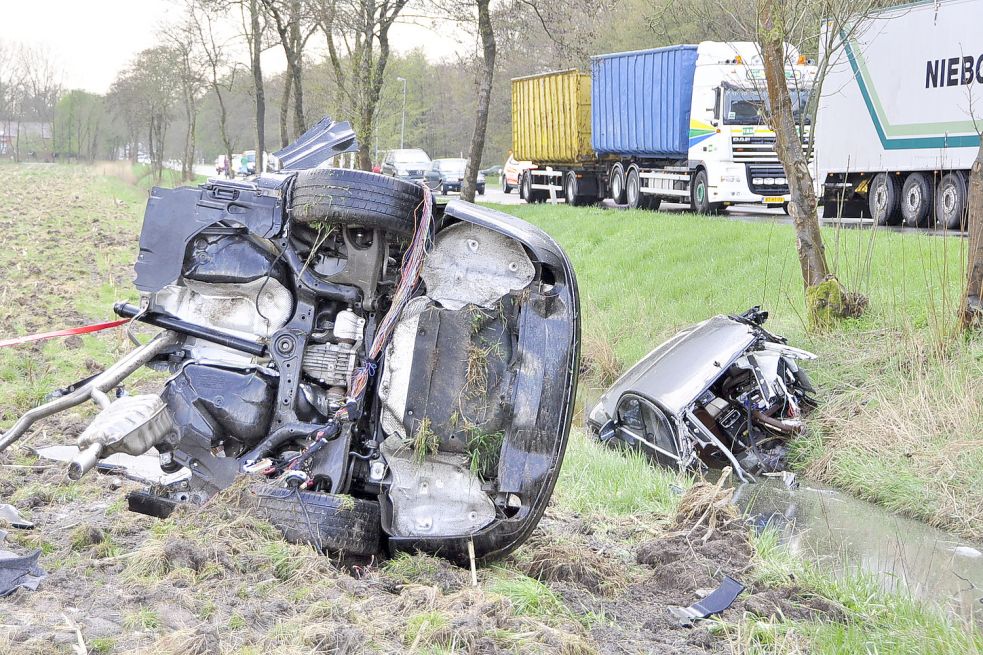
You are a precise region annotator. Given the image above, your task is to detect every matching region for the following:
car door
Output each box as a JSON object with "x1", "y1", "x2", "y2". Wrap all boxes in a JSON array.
[{"x1": 612, "y1": 394, "x2": 681, "y2": 468}]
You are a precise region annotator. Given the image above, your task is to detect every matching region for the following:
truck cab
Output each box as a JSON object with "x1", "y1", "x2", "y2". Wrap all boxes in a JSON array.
[{"x1": 688, "y1": 41, "x2": 817, "y2": 211}]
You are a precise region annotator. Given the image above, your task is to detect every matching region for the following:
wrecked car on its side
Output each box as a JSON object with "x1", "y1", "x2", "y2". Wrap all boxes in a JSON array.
[
  {"x1": 0, "y1": 118, "x2": 580, "y2": 564},
  {"x1": 587, "y1": 308, "x2": 816, "y2": 482}
]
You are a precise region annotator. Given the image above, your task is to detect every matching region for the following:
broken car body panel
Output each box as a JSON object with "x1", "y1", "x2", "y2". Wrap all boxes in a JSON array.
[{"x1": 588, "y1": 309, "x2": 815, "y2": 482}]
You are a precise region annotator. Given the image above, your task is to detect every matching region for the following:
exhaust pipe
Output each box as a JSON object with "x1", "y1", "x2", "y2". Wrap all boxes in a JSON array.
[{"x1": 0, "y1": 331, "x2": 179, "y2": 453}]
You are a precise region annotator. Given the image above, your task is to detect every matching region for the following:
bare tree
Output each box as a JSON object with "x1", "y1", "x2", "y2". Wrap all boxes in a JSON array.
[
  {"x1": 260, "y1": 0, "x2": 317, "y2": 145},
  {"x1": 110, "y1": 47, "x2": 181, "y2": 184},
  {"x1": 315, "y1": 0, "x2": 411, "y2": 170},
  {"x1": 165, "y1": 17, "x2": 208, "y2": 180},
  {"x1": 460, "y1": 0, "x2": 495, "y2": 202},
  {"x1": 187, "y1": 0, "x2": 241, "y2": 178}
]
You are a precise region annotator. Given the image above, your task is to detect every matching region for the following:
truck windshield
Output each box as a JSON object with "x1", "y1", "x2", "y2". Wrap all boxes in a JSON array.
[{"x1": 723, "y1": 87, "x2": 811, "y2": 125}]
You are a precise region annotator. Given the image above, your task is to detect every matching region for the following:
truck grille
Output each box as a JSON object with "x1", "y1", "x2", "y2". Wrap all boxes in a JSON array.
[
  {"x1": 746, "y1": 165, "x2": 789, "y2": 196},
  {"x1": 732, "y1": 135, "x2": 810, "y2": 163}
]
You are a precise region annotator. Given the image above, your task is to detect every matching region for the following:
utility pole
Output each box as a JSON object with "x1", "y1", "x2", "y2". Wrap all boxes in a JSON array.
[{"x1": 396, "y1": 76, "x2": 406, "y2": 149}]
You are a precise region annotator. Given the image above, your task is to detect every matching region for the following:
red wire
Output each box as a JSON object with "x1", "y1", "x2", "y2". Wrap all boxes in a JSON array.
[{"x1": 0, "y1": 318, "x2": 129, "y2": 349}]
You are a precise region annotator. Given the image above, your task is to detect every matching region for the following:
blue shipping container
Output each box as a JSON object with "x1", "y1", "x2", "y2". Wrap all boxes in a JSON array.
[{"x1": 591, "y1": 45, "x2": 699, "y2": 159}]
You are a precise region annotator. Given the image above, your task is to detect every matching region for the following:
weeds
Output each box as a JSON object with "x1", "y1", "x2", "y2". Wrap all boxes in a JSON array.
[{"x1": 412, "y1": 417, "x2": 440, "y2": 464}]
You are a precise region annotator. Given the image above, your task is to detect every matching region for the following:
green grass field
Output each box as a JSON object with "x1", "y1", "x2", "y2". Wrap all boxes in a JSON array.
[
  {"x1": 494, "y1": 201, "x2": 983, "y2": 541},
  {"x1": 0, "y1": 164, "x2": 978, "y2": 653}
]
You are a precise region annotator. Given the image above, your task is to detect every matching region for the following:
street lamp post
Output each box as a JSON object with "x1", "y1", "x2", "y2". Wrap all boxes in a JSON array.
[{"x1": 396, "y1": 76, "x2": 407, "y2": 149}]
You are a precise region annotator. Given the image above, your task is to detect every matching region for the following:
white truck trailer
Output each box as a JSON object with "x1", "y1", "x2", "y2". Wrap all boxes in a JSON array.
[{"x1": 814, "y1": 0, "x2": 983, "y2": 228}]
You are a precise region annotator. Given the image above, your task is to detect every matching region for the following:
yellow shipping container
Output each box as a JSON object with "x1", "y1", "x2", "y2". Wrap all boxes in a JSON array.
[{"x1": 511, "y1": 70, "x2": 593, "y2": 164}]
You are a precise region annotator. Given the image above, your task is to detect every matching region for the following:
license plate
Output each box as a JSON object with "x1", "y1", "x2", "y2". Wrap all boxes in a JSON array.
[{"x1": 764, "y1": 196, "x2": 785, "y2": 204}]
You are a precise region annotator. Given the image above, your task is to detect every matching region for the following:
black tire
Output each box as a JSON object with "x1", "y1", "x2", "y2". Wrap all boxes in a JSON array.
[
  {"x1": 503, "y1": 175, "x2": 512, "y2": 194},
  {"x1": 900, "y1": 173, "x2": 932, "y2": 227},
  {"x1": 520, "y1": 171, "x2": 532, "y2": 203},
  {"x1": 691, "y1": 169, "x2": 721, "y2": 214},
  {"x1": 626, "y1": 165, "x2": 641, "y2": 210},
  {"x1": 251, "y1": 484, "x2": 381, "y2": 557},
  {"x1": 868, "y1": 172, "x2": 900, "y2": 226},
  {"x1": 477, "y1": 185, "x2": 485, "y2": 196},
  {"x1": 782, "y1": 201, "x2": 791, "y2": 215},
  {"x1": 610, "y1": 163, "x2": 627, "y2": 205},
  {"x1": 564, "y1": 171, "x2": 579, "y2": 206},
  {"x1": 935, "y1": 172, "x2": 967, "y2": 230},
  {"x1": 289, "y1": 168, "x2": 425, "y2": 236}
]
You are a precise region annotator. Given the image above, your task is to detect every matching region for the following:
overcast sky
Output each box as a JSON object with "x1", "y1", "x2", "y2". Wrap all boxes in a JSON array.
[{"x1": 0, "y1": 0, "x2": 465, "y2": 94}]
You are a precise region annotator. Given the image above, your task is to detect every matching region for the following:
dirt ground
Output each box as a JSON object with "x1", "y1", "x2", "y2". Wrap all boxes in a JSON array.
[{"x1": 0, "y1": 429, "x2": 838, "y2": 654}]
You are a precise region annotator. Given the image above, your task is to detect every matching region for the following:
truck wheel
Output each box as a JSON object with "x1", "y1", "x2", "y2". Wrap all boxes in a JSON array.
[
  {"x1": 610, "y1": 163, "x2": 627, "y2": 205},
  {"x1": 520, "y1": 171, "x2": 532, "y2": 202},
  {"x1": 935, "y1": 172, "x2": 968, "y2": 230},
  {"x1": 564, "y1": 171, "x2": 580, "y2": 206},
  {"x1": 289, "y1": 168, "x2": 425, "y2": 236},
  {"x1": 626, "y1": 166, "x2": 641, "y2": 210},
  {"x1": 251, "y1": 484, "x2": 381, "y2": 557},
  {"x1": 900, "y1": 173, "x2": 932, "y2": 227},
  {"x1": 868, "y1": 173, "x2": 900, "y2": 226},
  {"x1": 691, "y1": 170, "x2": 721, "y2": 214}
]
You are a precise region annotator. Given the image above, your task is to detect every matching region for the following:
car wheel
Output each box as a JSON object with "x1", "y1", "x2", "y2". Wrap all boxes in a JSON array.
[
  {"x1": 900, "y1": 173, "x2": 932, "y2": 227},
  {"x1": 935, "y1": 172, "x2": 967, "y2": 230},
  {"x1": 502, "y1": 175, "x2": 512, "y2": 193},
  {"x1": 477, "y1": 185, "x2": 485, "y2": 196},
  {"x1": 610, "y1": 163, "x2": 627, "y2": 205},
  {"x1": 251, "y1": 484, "x2": 381, "y2": 557},
  {"x1": 868, "y1": 172, "x2": 900, "y2": 226},
  {"x1": 626, "y1": 166, "x2": 641, "y2": 210},
  {"x1": 289, "y1": 168, "x2": 425, "y2": 236},
  {"x1": 520, "y1": 171, "x2": 532, "y2": 203}
]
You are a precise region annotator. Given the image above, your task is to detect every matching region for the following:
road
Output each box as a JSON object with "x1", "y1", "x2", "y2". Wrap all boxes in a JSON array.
[{"x1": 467, "y1": 186, "x2": 965, "y2": 237}]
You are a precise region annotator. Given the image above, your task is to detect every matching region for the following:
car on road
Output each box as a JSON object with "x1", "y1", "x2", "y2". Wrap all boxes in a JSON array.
[
  {"x1": 502, "y1": 153, "x2": 534, "y2": 194},
  {"x1": 381, "y1": 148, "x2": 432, "y2": 184},
  {"x1": 425, "y1": 158, "x2": 485, "y2": 195},
  {"x1": 481, "y1": 164, "x2": 503, "y2": 178}
]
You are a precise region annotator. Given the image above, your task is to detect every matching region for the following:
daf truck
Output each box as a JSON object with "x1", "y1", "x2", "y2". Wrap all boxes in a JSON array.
[
  {"x1": 814, "y1": 0, "x2": 983, "y2": 228},
  {"x1": 512, "y1": 42, "x2": 817, "y2": 213}
]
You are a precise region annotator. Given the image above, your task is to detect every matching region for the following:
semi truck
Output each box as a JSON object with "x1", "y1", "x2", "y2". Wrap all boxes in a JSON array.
[
  {"x1": 512, "y1": 42, "x2": 817, "y2": 213},
  {"x1": 814, "y1": 0, "x2": 983, "y2": 229}
]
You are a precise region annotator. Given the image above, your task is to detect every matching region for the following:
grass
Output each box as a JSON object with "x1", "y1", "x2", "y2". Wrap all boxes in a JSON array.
[{"x1": 495, "y1": 201, "x2": 983, "y2": 541}]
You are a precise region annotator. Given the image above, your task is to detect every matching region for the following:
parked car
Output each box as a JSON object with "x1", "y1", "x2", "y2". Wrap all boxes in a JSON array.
[
  {"x1": 425, "y1": 158, "x2": 486, "y2": 195},
  {"x1": 214, "y1": 154, "x2": 228, "y2": 176},
  {"x1": 481, "y1": 164, "x2": 503, "y2": 178},
  {"x1": 502, "y1": 153, "x2": 534, "y2": 194},
  {"x1": 380, "y1": 148, "x2": 432, "y2": 183}
]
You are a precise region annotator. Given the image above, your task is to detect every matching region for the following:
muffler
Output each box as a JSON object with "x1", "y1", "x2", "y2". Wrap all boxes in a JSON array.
[{"x1": 69, "y1": 394, "x2": 177, "y2": 480}]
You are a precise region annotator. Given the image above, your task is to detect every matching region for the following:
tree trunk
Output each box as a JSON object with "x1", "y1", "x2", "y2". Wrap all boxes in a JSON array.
[
  {"x1": 291, "y1": 53, "x2": 306, "y2": 138},
  {"x1": 759, "y1": 0, "x2": 864, "y2": 327},
  {"x1": 962, "y1": 143, "x2": 983, "y2": 328},
  {"x1": 461, "y1": 0, "x2": 496, "y2": 203},
  {"x1": 279, "y1": 70, "x2": 292, "y2": 148},
  {"x1": 250, "y1": 0, "x2": 265, "y2": 173},
  {"x1": 290, "y1": 0, "x2": 306, "y2": 137}
]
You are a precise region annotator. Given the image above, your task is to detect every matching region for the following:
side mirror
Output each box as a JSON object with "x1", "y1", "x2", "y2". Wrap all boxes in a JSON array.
[{"x1": 598, "y1": 419, "x2": 617, "y2": 443}]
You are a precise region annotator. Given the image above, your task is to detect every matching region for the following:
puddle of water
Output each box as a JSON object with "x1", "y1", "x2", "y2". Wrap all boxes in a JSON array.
[{"x1": 734, "y1": 477, "x2": 983, "y2": 623}]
